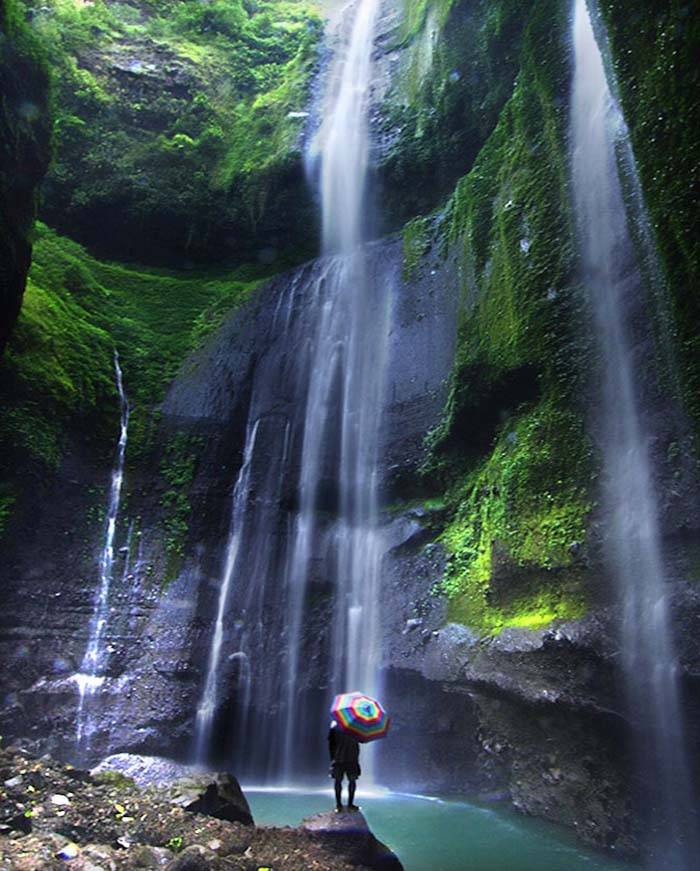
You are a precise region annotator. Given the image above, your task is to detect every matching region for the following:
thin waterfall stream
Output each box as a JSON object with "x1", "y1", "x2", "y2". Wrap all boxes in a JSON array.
[
  {"x1": 75, "y1": 350, "x2": 130, "y2": 750},
  {"x1": 195, "y1": 419, "x2": 262, "y2": 759},
  {"x1": 193, "y1": 0, "x2": 390, "y2": 783},
  {"x1": 571, "y1": 1, "x2": 697, "y2": 865}
]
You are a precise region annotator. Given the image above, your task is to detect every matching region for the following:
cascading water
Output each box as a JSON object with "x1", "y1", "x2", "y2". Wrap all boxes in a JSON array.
[
  {"x1": 193, "y1": 0, "x2": 390, "y2": 783},
  {"x1": 195, "y1": 418, "x2": 263, "y2": 759},
  {"x1": 571, "y1": 1, "x2": 697, "y2": 865},
  {"x1": 75, "y1": 350, "x2": 129, "y2": 749},
  {"x1": 282, "y1": 0, "x2": 386, "y2": 782},
  {"x1": 319, "y1": 0, "x2": 378, "y2": 254}
]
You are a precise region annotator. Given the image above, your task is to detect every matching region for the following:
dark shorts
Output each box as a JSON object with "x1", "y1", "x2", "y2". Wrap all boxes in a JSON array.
[{"x1": 331, "y1": 762, "x2": 361, "y2": 781}]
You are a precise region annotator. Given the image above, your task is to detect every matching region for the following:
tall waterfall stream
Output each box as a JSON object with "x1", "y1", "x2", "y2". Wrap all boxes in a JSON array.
[
  {"x1": 571, "y1": 1, "x2": 697, "y2": 865},
  {"x1": 194, "y1": 0, "x2": 389, "y2": 783}
]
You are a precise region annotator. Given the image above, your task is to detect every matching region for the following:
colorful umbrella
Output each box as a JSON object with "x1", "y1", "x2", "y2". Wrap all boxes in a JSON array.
[{"x1": 331, "y1": 691, "x2": 390, "y2": 743}]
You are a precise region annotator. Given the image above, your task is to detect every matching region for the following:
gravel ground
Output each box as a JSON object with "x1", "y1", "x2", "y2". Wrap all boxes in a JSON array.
[{"x1": 0, "y1": 747, "x2": 364, "y2": 870}]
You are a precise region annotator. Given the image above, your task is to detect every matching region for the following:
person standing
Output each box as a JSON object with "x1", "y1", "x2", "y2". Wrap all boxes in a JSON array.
[{"x1": 328, "y1": 720, "x2": 361, "y2": 812}]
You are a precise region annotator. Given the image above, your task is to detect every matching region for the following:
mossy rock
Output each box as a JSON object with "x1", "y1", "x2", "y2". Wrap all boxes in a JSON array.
[
  {"x1": 595, "y1": 0, "x2": 700, "y2": 425},
  {"x1": 407, "y1": 0, "x2": 595, "y2": 634},
  {"x1": 375, "y1": 0, "x2": 536, "y2": 231}
]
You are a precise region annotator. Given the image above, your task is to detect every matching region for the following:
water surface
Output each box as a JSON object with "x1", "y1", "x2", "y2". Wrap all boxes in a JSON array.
[{"x1": 245, "y1": 788, "x2": 635, "y2": 871}]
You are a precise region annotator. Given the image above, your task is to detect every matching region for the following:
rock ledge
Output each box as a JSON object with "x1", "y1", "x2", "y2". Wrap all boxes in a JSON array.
[{"x1": 303, "y1": 811, "x2": 403, "y2": 871}]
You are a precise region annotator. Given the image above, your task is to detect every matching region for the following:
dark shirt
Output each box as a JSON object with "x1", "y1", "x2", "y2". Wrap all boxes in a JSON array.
[{"x1": 328, "y1": 727, "x2": 360, "y2": 764}]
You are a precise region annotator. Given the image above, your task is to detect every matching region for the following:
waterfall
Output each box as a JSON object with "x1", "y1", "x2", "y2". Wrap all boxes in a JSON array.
[
  {"x1": 194, "y1": 418, "x2": 262, "y2": 759},
  {"x1": 75, "y1": 350, "x2": 129, "y2": 749},
  {"x1": 571, "y1": 1, "x2": 697, "y2": 865},
  {"x1": 319, "y1": 0, "x2": 379, "y2": 254},
  {"x1": 281, "y1": 0, "x2": 386, "y2": 782},
  {"x1": 192, "y1": 0, "x2": 391, "y2": 783}
]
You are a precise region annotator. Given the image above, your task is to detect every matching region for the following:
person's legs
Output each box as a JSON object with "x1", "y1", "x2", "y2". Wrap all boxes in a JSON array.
[
  {"x1": 334, "y1": 777, "x2": 343, "y2": 811},
  {"x1": 348, "y1": 777, "x2": 358, "y2": 810}
]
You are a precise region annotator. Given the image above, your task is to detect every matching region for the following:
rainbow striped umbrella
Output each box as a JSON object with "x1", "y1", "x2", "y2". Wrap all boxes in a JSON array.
[{"x1": 331, "y1": 692, "x2": 390, "y2": 743}]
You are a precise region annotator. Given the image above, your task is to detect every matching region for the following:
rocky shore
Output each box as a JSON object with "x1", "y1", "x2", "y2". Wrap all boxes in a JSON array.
[{"x1": 0, "y1": 747, "x2": 399, "y2": 870}]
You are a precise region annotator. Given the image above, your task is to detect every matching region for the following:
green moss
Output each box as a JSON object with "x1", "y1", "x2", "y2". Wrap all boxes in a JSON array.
[
  {"x1": 408, "y1": 0, "x2": 594, "y2": 637},
  {"x1": 395, "y1": 0, "x2": 456, "y2": 47},
  {"x1": 0, "y1": 224, "x2": 256, "y2": 474},
  {"x1": 0, "y1": 0, "x2": 52, "y2": 349},
  {"x1": 378, "y1": 0, "x2": 535, "y2": 225},
  {"x1": 438, "y1": 399, "x2": 591, "y2": 634},
  {"x1": 425, "y1": 0, "x2": 579, "y2": 461},
  {"x1": 91, "y1": 770, "x2": 137, "y2": 790},
  {"x1": 159, "y1": 432, "x2": 204, "y2": 580},
  {"x1": 402, "y1": 216, "x2": 432, "y2": 280}
]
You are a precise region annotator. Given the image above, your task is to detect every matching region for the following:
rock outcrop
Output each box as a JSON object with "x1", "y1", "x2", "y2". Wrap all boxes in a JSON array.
[
  {"x1": 0, "y1": 235, "x2": 459, "y2": 770},
  {"x1": 303, "y1": 811, "x2": 403, "y2": 871},
  {"x1": 33, "y1": 0, "x2": 321, "y2": 265}
]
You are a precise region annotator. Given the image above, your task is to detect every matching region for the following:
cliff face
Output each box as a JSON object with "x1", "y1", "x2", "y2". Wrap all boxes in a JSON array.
[
  {"x1": 0, "y1": 0, "x2": 699, "y2": 858},
  {"x1": 0, "y1": 0, "x2": 51, "y2": 353},
  {"x1": 0, "y1": 236, "x2": 459, "y2": 763}
]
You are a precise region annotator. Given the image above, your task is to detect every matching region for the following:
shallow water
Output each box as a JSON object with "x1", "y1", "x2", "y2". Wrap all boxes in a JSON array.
[{"x1": 245, "y1": 788, "x2": 635, "y2": 871}]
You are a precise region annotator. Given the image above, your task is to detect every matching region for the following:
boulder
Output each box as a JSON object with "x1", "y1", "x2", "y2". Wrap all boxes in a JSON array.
[
  {"x1": 302, "y1": 811, "x2": 403, "y2": 871},
  {"x1": 171, "y1": 774, "x2": 253, "y2": 827},
  {"x1": 92, "y1": 754, "x2": 196, "y2": 789},
  {"x1": 92, "y1": 754, "x2": 254, "y2": 826}
]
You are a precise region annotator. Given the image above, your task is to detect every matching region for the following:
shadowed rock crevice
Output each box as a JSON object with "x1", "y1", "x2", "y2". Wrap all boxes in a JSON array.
[{"x1": 0, "y1": 0, "x2": 51, "y2": 353}]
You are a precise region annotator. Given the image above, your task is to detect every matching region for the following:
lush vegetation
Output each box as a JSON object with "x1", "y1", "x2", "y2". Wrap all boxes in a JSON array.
[
  {"x1": 159, "y1": 431, "x2": 204, "y2": 579},
  {"x1": 23, "y1": 0, "x2": 322, "y2": 263},
  {"x1": 0, "y1": 224, "x2": 256, "y2": 493},
  {"x1": 438, "y1": 402, "x2": 591, "y2": 633},
  {"x1": 411, "y1": 0, "x2": 594, "y2": 634},
  {"x1": 2, "y1": 0, "x2": 698, "y2": 623},
  {"x1": 1, "y1": 0, "x2": 326, "y2": 550}
]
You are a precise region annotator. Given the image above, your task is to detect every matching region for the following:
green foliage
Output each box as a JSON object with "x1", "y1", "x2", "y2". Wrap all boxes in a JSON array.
[
  {"x1": 0, "y1": 0, "x2": 51, "y2": 348},
  {"x1": 0, "y1": 273, "x2": 114, "y2": 467},
  {"x1": 0, "y1": 224, "x2": 255, "y2": 474},
  {"x1": 1, "y1": 0, "x2": 49, "y2": 70},
  {"x1": 410, "y1": 0, "x2": 593, "y2": 636},
  {"x1": 22, "y1": 0, "x2": 322, "y2": 261},
  {"x1": 165, "y1": 836, "x2": 184, "y2": 853}
]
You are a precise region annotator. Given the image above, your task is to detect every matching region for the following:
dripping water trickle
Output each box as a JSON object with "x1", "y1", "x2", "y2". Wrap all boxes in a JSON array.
[{"x1": 195, "y1": 419, "x2": 261, "y2": 760}]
